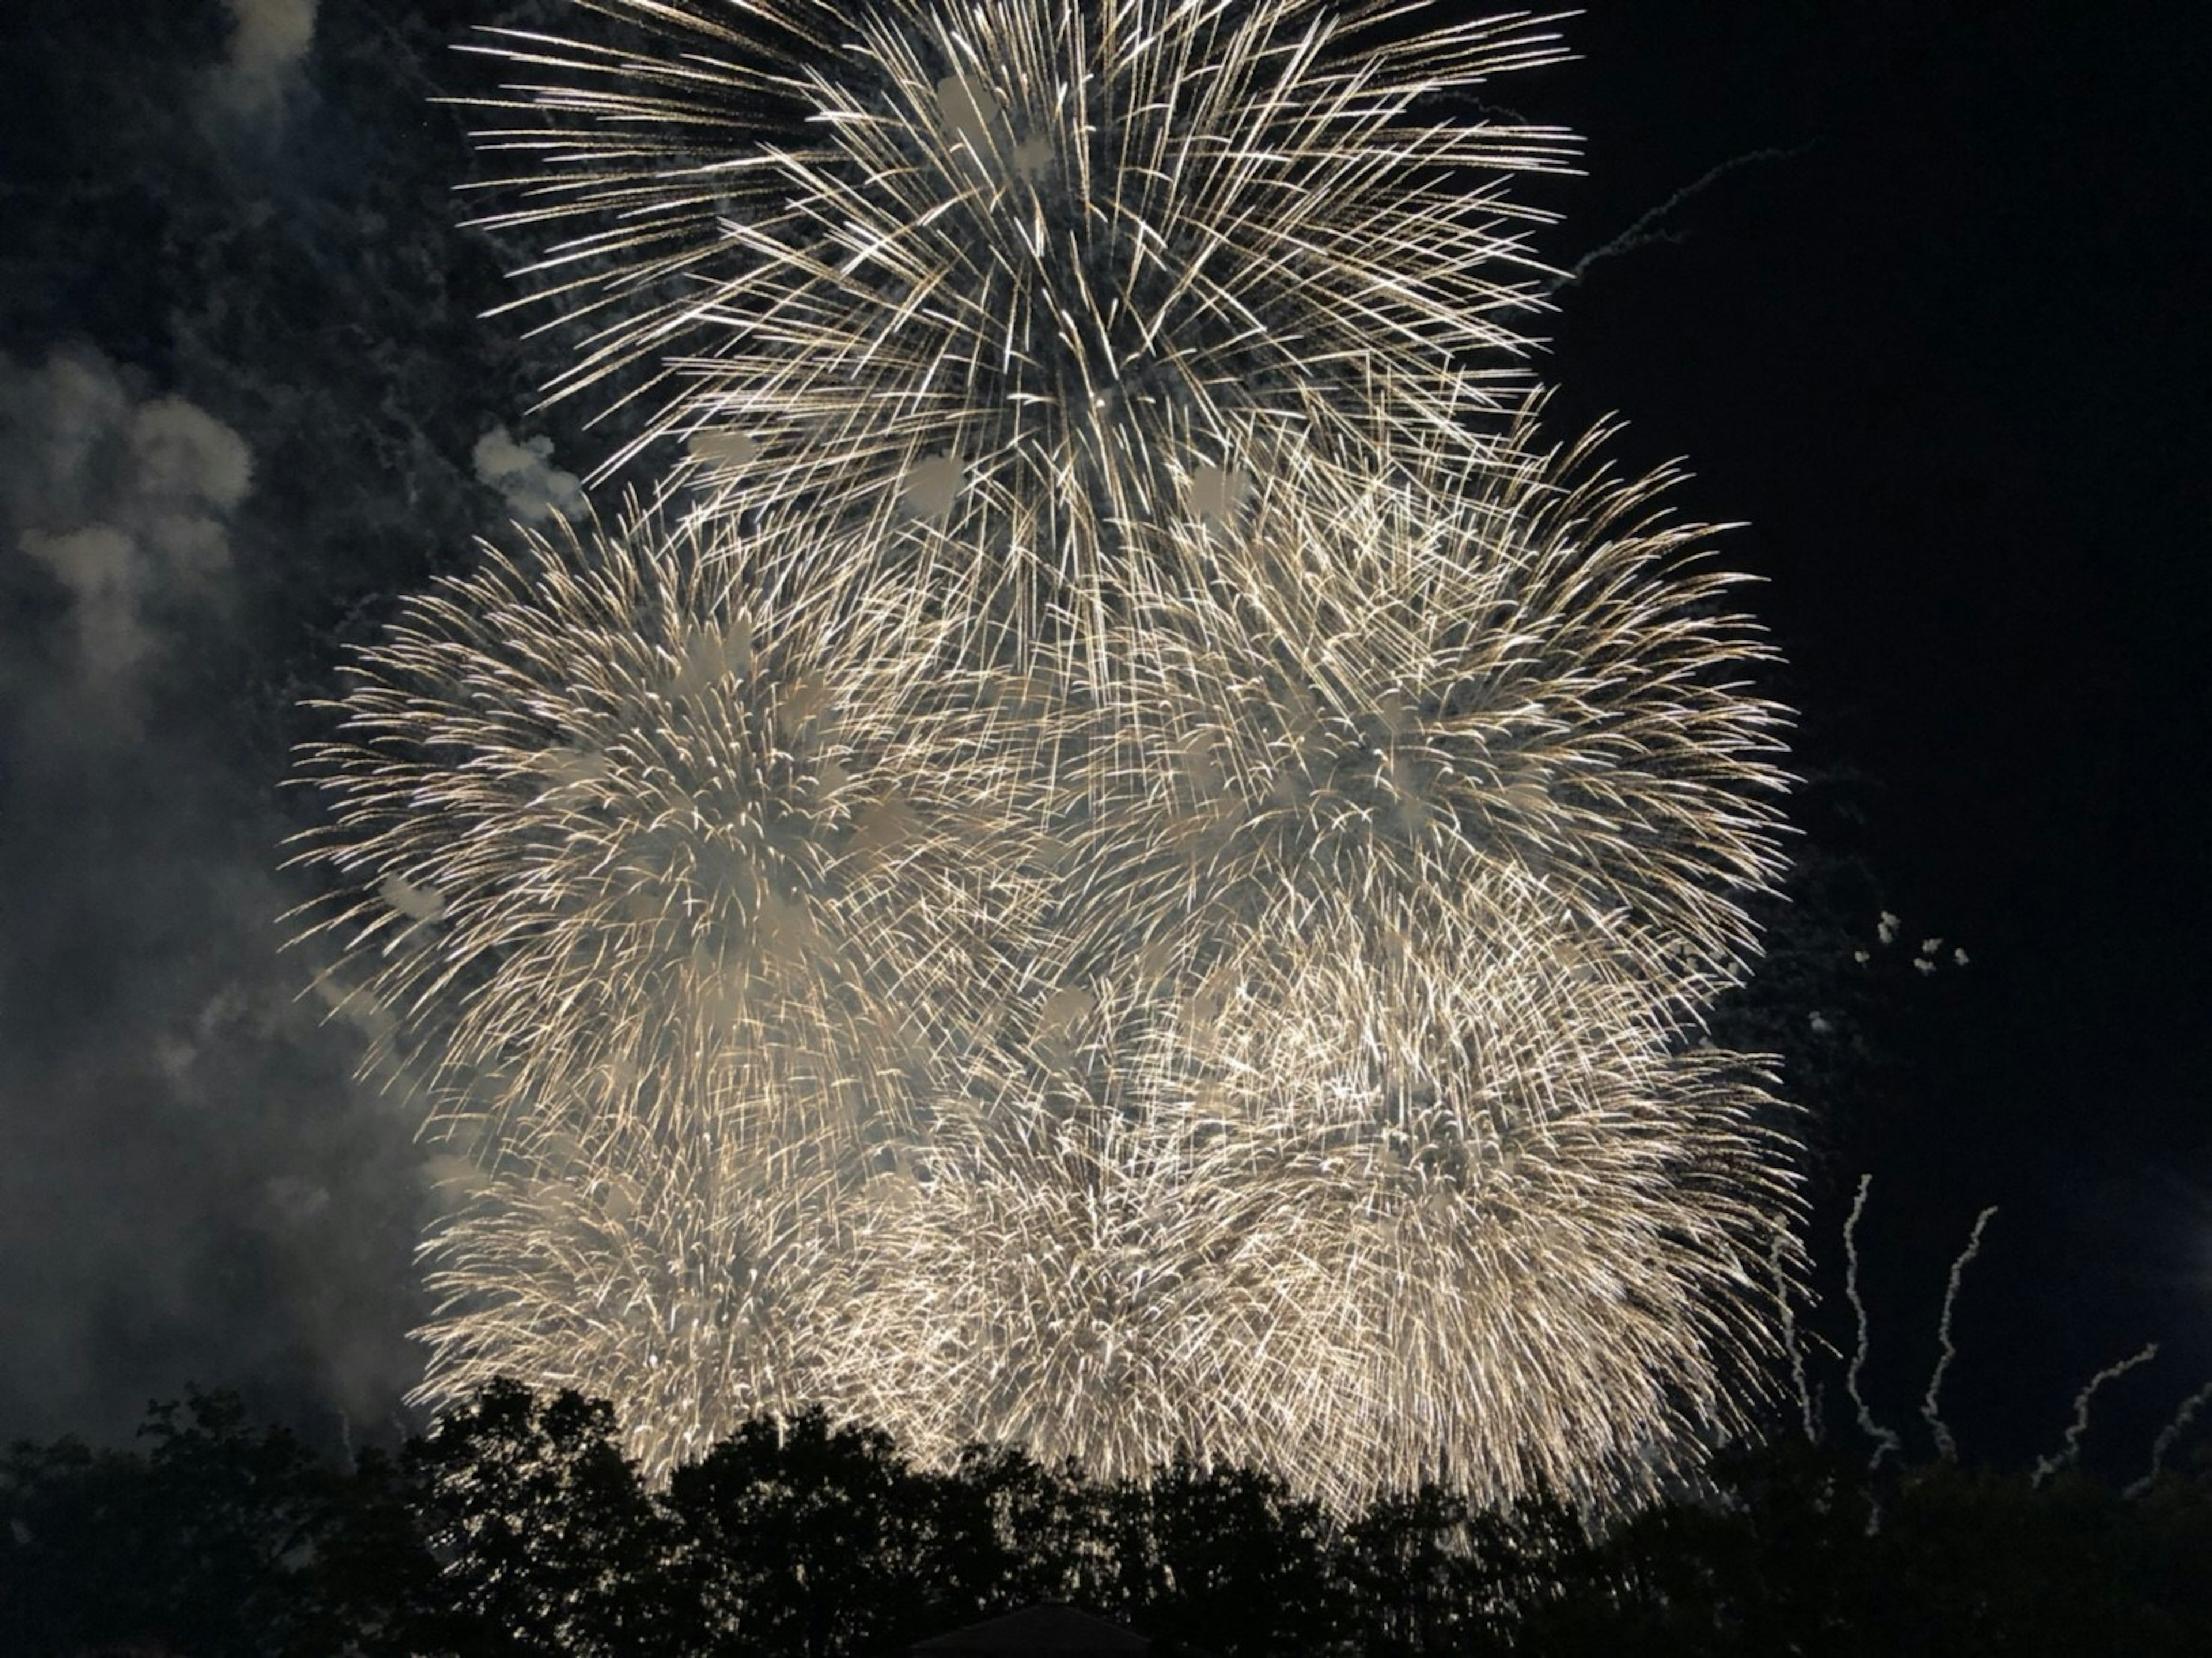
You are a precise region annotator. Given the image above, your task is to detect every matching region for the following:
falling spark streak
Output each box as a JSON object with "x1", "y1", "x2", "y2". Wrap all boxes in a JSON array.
[{"x1": 292, "y1": 0, "x2": 1809, "y2": 1508}]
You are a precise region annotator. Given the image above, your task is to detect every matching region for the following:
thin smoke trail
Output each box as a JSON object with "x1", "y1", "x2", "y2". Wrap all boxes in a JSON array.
[
  {"x1": 1842, "y1": 1174, "x2": 1902, "y2": 1470},
  {"x1": 2125, "y1": 1378, "x2": 2212, "y2": 1498},
  {"x1": 1919, "y1": 1205, "x2": 1996, "y2": 1462},
  {"x1": 1550, "y1": 145, "x2": 1813, "y2": 293},
  {"x1": 2033, "y1": 1342, "x2": 2160, "y2": 1487}
]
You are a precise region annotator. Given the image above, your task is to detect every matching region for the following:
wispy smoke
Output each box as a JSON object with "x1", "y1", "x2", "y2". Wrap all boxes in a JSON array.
[
  {"x1": 471, "y1": 426, "x2": 585, "y2": 526},
  {"x1": 210, "y1": 0, "x2": 319, "y2": 117},
  {"x1": 0, "y1": 345, "x2": 425, "y2": 1444},
  {"x1": 1842, "y1": 1174, "x2": 1903, "y2": 1471},
  {"x1": 5, "y1": 348, "x2": 250, "y2": 728},
  {"x1": 2034, "y1": 1342, "x2": 2160, "y2": 1487}
]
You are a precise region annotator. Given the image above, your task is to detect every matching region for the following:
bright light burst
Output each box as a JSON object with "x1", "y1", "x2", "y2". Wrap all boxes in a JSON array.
[
  {"x1": 297, "y1": 0, "x2": 1806, "y2": 1510},
  {"x1": 820, "y1": 420, "x2": 1798, "y2": 1507},
  {"x1": 294, "y1": 506, "x2": 1033, "y2": 1162},
  {"x1": 416, "y1": 1111, "x2": 847, "y2": 1479},
  {"x1": 460, "y1": 0, "x2": 1575, "y2": 674}
]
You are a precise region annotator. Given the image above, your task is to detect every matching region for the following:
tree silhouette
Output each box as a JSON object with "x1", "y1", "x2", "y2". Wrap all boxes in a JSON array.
[
  {"x1": 403, "y1": 1378, "x2": 679, "y2": 1657},
  {"x1": 7, "y1": 1381, "x2": 2210, "y2": 1656},
  {"x1": 660, "y1": 1407, "x2": 942, "y2": 1657},
  {"x1": 1, "y1": 1388, "x2": 426, "y2": 1657}
]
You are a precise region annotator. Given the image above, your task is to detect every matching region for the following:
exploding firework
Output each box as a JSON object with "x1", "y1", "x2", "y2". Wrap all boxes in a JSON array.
[
  {"x1": 1046, "y1": 413, "x2": 1791, "y2": 1012},
  {"x1": 820, "y1": 420, "x2": 1797, "y2": 1506},
  {"x1": 300, "y1": 439, "x2": 1798, "y2": 1503},
  {"x1": 416, "y1": 1109, "x2": 847, "y2": 1481},
  {"x1": 297, "y1": 0, "x2": 1806, "y2": 1507},
  {"x1": 460, "y1": 0, "x2": 1575, "y2": 671},
  {"x1": 293, "y1": 503, "x2": 1036, "y2": 1162},
  {"x1": 830, "y1": 956, "x2": 1793, "y2": 1510}
]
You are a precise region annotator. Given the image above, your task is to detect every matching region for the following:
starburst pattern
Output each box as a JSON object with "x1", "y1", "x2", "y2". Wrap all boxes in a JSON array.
[
  {"x1": 296, "y1": 0, "x2": 1806, "y2": 1509},
  {"x1": 416, "y1": 1110, "x2": 846, "y2": 1481},
  {"x1": 461, "y1": 0, "x2": 1575, "y2": 671},
  {"x1": 294, "y1": 505, "x2": 1032, "y2": 1159}
]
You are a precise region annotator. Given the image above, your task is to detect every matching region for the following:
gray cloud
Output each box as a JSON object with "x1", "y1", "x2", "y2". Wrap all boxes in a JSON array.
[
  {"x1": 472, "y1": 424, "x2": 585, "y2": 526},
  {"x1": 0, "y1": 0, "x2": 603, "y2": 1452},
  {"x1": 209, "y1": 0, "x2": 319, "y2": 117},
  {"x1": 5, "y1": 349, "x2": 251, "y2": 724},
  {"x1": 1, "y1": 346, "x2": 427, "y2": 1444}
]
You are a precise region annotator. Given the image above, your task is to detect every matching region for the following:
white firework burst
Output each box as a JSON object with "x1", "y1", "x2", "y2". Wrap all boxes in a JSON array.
[
  {"x1": 291, "y1": 0, "x2": 1812, "y2": 1512},
  {"x1": 824, "y1": 976, "x2": 1377, "y2": 1490},
  {"x1": 293, "y1": 502, "x2": 1033, "y2": 1160},
  {"x1": 415, "y1": 1109, "x2": 847, "y2": 1481},
  {"x1": 810, "y1": 419, "x2": 1799, "y2": 1507},
  {"x1": 461, "y1": 0, "x2": 1575, "y2": 667},
  {"x1": 1178, "y1": 915, "x2": 1797, "y2": 1509},
  {"x1": 1053, "y1": 412, "x2": 1792, "y2": 1020},
  {"x1": 827, "y1": 920, "x2": 1794, "y2": 1511}
]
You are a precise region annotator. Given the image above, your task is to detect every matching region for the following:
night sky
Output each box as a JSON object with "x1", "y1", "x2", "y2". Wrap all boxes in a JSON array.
[{"x1": 3, "y1": 0, "x2": 2206, "y2": 1483}]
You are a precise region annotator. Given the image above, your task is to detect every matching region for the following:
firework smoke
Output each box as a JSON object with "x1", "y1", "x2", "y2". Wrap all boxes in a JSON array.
[{"x1": 297, "y1": 0, "x2": 1805, "y2": 1508}]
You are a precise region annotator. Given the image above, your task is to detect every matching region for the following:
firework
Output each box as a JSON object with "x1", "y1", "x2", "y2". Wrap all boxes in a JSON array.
[
  {"x1": 460, "y1": 0, "x2": 1576, "y2": 671},
  {"x1": 293, "y1": 503, "x2": 1035, "y2": 1161},
  {"x1": 415, "y1": 1109, "x2": 847, "y2": 1482},
  {"x1": 1048, "y1": 413, "x2": 1791, "y2": 1011},
  {"x1": 818, "y1": 422, "x2": 1797, "y2": 1506},
  {"x1": 829, "y1": 968, "x2": 1792, "y2": 1511},
  {"x1": 298, "y1": 0, "x2": 1806, "y2": 1508}
]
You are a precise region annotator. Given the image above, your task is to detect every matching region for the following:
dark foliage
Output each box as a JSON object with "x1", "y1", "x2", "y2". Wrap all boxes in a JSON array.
[{"x1": 5, "y1": 1384, "x2": 2208, "y2": 1657}]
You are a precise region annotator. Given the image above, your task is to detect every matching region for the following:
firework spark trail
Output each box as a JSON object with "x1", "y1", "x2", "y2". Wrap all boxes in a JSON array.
[
  {"x1": 1770, "y1": 1227, "x2": 1817, "y2": 1443},
  {"x1": 293, "y1": 0, "x2": 1809, "y2": 1504}
]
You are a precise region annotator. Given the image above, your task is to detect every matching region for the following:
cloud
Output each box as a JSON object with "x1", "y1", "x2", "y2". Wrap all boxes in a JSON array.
[
  {"x1": 473, "y1": 424, "x2": 585, "y2": 526},
  {"x1": 0, "y1": 347, "x2": 427, "y2": 1444},
  {"x1": 210, "y1": 0, "x2": 318, "y2": 116},
  {"x1": 3, "y1": 348, "x2": 252, "y2": 726}
]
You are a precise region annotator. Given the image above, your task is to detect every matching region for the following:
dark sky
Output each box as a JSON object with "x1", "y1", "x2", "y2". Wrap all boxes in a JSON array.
[
  {"x1": 1535, "y1": 0, "x2": 2212, "y2": 1470},
  {"x1": 2, "y1": 0, "x2": 2206, "y2": 1479}
]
